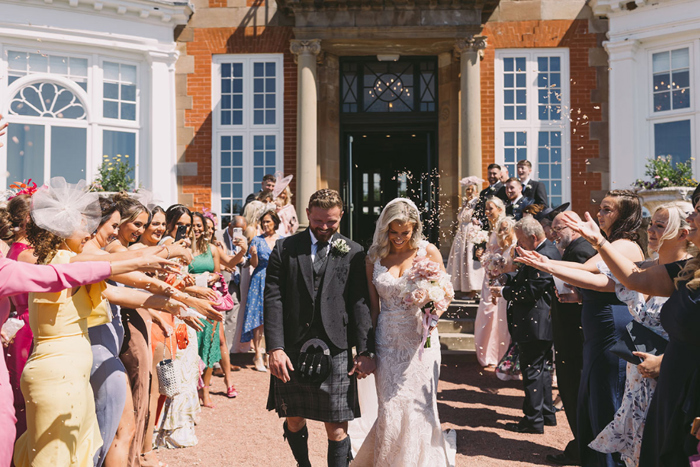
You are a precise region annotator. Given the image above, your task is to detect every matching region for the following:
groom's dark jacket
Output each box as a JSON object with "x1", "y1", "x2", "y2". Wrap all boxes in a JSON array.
[{"x1": 264, "y1": 229, "x2": 374, "y2": 354}]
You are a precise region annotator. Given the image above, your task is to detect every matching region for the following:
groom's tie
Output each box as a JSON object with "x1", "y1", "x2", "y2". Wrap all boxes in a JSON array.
[{"x1": 313, "y1": 241, "x2": 328, "y2": 275}]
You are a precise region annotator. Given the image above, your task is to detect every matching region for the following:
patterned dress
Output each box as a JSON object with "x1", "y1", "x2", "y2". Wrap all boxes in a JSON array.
[
  {"x1": 589, "y1": 263, "x2": 668, "y2": 466},
  {"x1": 241, "y1": 235, "x2": 271, "y2": 343}
]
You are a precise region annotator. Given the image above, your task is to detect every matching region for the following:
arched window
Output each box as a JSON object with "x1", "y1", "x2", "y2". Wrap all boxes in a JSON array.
[{"x1": 6, "y1": 79, "x2": 89, "y2": 184}]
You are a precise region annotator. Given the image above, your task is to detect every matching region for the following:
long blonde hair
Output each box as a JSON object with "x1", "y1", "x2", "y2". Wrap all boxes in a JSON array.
[
  {"x1": 650, "y1": 202, "x2": 692, "y2": 254},
  {"x1": 495, "y1": 216, "x2": 516, "y2": 250},
  {"x1": 485, "y1": 197, "x2": 506, "y2": 230},
  {"x1": 368, "y1": 199, "x2": 423, "y2": 262}
]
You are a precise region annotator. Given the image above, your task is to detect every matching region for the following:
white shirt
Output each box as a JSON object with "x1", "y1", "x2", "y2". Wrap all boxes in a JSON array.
[
  {"x1": 309, "y1": 230, "x2": 332, "y2": 262},
  {"x1": 521, "y1": 178, "x2": 531, "y2": 187}
]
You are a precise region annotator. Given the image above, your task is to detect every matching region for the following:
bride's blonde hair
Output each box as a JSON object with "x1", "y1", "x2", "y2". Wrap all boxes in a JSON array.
[{"x1": 368, "y1": 200, "x2": 423, "y2": 262}]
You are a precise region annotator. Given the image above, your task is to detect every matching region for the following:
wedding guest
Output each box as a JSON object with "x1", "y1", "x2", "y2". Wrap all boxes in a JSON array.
[
  {"x1": 545, "y1": 210, "x2": 596, "y2": 466},
  {"x1": 242, "y1": 209, "x2": 280, "y2": 371},
  {"x1": 243, "y1": 201, "x2": 266, "y2": 240},
  {"x1": 476, "y1": 164, "x2": 508, "y2": 226},
  {"x1": 273, "y1": 175, "x2": 299, "y2": 237},
  {"x1": 555, "y1": 191, "x2": 700, "y2": 466},
  {"x1": 474, "y1": 200, "x2": 516, "y2": 367},
  {"x1": 495, "y1": 216, "x2": 560, "y2": 434},
  {"x1": 162, "y1": 204, "x2": 193, "y2": 245},
  {"x1": 446, "y1": 177, "x2": 485, "y2": 299},
  {"x1": 243, "y1": 174, "x2": 276, "y2": 210},
  {"x1": 505, "y1": 178, "x2": 533, "y2": 221},
  {"x1": 516, "y1": 190, "x2": 645, "y2": 466},
  {"x1": 500, "y1": 166, "x2": 510, "y2": 184},
  {"x1": 3, "y1": 194, "x2": 35, "y2": 441},
  {"x1": 517, "y1": 160, "x2": 548, "y2": 207}
]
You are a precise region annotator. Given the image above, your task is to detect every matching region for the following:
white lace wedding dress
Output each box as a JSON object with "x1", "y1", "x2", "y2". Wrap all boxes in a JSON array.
[{"x1": 353, "y1": 241, "x2": 456, "y2": 466}]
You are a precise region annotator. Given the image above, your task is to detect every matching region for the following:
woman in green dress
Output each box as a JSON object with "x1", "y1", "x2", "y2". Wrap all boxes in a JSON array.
[{"x1": 189, "y1": 212, "x2": 224, "y2": 407}]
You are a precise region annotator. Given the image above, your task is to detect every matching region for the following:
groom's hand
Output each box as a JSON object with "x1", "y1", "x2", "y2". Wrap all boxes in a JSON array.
[
  {"x1": 269, "y1": 349, "x2": 294, "y2": 383},
  {"x1": 349, "y1": 355, "x2": 376, "y2": 379}
]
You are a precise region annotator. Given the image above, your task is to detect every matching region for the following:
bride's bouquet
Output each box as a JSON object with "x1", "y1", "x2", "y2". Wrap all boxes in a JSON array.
[
  {"x1": 465, "y1": 223, "x2": 489, "y2": 245},
  {"x1": 480, "y1": 251, "x2": 507, "y2": 285},
  {"x1": 399, "y1": 256, "x2": 455, "y2": 355}
]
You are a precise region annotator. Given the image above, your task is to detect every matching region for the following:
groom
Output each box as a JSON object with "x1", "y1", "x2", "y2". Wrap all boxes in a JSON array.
[{"x1": 264, "y1": 188, "x2": 375, "y2": 467}]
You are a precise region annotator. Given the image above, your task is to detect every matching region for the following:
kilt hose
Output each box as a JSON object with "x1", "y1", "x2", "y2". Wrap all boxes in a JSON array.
[{"x1": 267, "y1": 347, "x2": 360, "y2": 423}]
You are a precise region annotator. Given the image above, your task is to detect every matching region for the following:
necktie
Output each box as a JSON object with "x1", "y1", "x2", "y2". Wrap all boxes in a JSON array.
[{"x1": 314, "y1": 241, "x2": 328, "y2": 275}]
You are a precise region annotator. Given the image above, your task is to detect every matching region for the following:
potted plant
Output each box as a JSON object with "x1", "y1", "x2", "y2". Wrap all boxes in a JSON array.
[{"x1": 634, "y1": 156, "x2": 697, "y2": 213}]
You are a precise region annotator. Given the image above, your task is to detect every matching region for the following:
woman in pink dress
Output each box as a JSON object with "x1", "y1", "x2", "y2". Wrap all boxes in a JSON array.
[
  {"x1": 474, "y1": 198, "x2": 517, "y2": 367},
  {"x1": 272, "y1": 174, "x2": 298, "y2": 237}
]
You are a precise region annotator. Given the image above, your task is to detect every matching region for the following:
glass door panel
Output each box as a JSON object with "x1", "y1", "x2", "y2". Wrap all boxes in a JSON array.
[
  {"x1": 51, "y1": 126, "x2": 87, "y2": 183},
  {"x1": 7, "y1": 123, "x2": 45, "y2": 184}
]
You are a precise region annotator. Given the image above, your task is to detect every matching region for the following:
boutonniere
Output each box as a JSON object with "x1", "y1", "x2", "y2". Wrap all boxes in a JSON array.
[{"x1": 331, "y1": 238, "x2": 350, "y2": 256}]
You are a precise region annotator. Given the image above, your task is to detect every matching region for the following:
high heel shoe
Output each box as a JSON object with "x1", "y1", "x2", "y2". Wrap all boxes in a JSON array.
[{"x1": 227, "y1": 386, "x2": 239, "y2": 398}]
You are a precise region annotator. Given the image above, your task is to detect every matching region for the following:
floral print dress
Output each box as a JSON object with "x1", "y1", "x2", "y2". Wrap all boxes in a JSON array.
[{"x1": 589, "y1": 263, "x2": 668, "y2": 467}]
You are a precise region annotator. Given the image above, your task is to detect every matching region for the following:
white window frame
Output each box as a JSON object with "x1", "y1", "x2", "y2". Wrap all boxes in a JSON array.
[
  {"x1": 643, "y1": 40, "x2": 699, "y2": 178},
  {"x1": 0, "y1": 42, "x2": 144, "y2": 188},
  {"x1": 495, "y1": 48, "x2": 571, "y2": 205},
  {"x1": 211, "y1": 54, "x2": 284, "y2": 219}
]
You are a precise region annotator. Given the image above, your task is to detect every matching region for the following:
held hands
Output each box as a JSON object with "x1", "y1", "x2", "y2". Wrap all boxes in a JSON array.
[
  {"x1": 634, "y1": 352, "x2": 663, "y2": 379},
  {"x1": 349, "y1": 355, "x2": 376, "y2": 380},
  {"x1": 561, "y1": 212, "x2": 605, "y2": 247},
  {"x1": 269, "y1": 349, "x2": 295, "y2": 383}
]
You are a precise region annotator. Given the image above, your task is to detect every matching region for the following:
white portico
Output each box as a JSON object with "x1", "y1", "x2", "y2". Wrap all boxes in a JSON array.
[{"x1": 0, "y1": 0, "x2": 191, "y2": 204}]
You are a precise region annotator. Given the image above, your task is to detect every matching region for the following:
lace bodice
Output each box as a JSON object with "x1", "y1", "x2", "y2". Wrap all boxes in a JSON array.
[{"x1": 372, "y1": 241, "x2": 429, "y2": 311}]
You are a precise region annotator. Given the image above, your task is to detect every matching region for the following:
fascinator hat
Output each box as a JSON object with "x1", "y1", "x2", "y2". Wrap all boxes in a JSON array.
[
  {"x1": 459, "y1": 176, "x2": 485, "y2": 187},
  {"x1": 31, "y1": 177, "x2": 101, "y2": 238},
  {"x1": 272, "y1": 172, "x2": 293, "y2": 200}
]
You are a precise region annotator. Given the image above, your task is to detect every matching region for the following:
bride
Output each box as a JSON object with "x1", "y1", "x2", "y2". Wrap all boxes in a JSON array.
[{"x1": 353, "y1": 198, "x2": 456, "y2": 466}]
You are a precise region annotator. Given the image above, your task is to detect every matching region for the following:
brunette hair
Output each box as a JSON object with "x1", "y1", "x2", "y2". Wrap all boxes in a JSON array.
[
  {"x1": 517, "y1": 160, "x2": 533, "y2": 168},
  {"x1": 96, "y1": 196, "x2": 120, "y2": 230},
  {"x1": 603, "y1": 190, "x2": 643, "y2": 243},
  {"x1": 7, "y1": 195, "x2": 31, "y2": 241},
  {"x1": 191, "y1": 212, "x2": 210, "y2": 254},
  {"x1": 165, "y1": 204, "x2": 193, "y2": 237},
  {"x1": 256, "y1": 190, "x2": 274, "y2": 203},
  {"x1": 26, "y1": 219, "x2": 62, "y2": 264},
  {"x1": 113, "y1": 193, "x2": 149, "y2": 226},
  {"x1": 262, "y1": 174, "x2": 276, "y2": 183},
  {"x1": 487, "y1": 163, "x2": 501, "y2": 171},
  {"x1": 505, "y1": 177, "x2": 522, "y2": 186},
  {"x1": 308, "y1": 189, "x2": 343, "y2": 210},
  {"x1": 523, "y1": 204, "x2": 545, "y2": 217},
  {"x1": 0, "y1": 209, "x2": 14, "y2": 243},
  {"x1": 259, "y1": 209, "x2": 281, "y2": 231},
  {"x1": 145, "y1": 206, "x2": 165, "y2": 229}
]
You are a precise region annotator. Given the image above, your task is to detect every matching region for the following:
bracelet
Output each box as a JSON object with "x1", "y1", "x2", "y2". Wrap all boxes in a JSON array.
[
  {"x1": 595, "y1": 238, "x2": 608, "y2": 249},
  {"x1": 164, "y1": 246, "x2": 171, "y2": 260}
]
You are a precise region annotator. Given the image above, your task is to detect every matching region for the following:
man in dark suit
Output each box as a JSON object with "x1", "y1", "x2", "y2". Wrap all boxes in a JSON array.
[
  {"x1": 505, "y1": 177, "x2": 534, "y2": 220},
  {"x1": 517, "y1": 160, "x2": 548, "y2": 207},
  {"x1": 264, "y1": 189, "x2": 375, "y2": 467},
  {"x1": 242, "y1": 173, "x2": 276, "y2": 211},
  {"x1": 495, "y1": 216, "x2": 561, "y2": 434},
  {"x1": 546, "y1": 211, "x2": 596, "y2": 465},
  {"x1": 475, "y1": 163, "x2": 508, "y2": 226}
]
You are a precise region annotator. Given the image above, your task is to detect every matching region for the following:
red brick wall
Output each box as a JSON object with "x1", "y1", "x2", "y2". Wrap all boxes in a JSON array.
[
  {"x1": 181, "y1": 26, "x2": 297, "y2": 210},
  {"x1": 481, "y1": 19, "x2": 603, "y2": 216}
]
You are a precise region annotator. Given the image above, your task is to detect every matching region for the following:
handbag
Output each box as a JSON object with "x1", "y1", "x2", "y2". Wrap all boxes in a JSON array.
[
  {"x1": 496, "y1": 342, "x2": 521, "y2": 381},
  {"x1": 211, "y1": 273, "x2": 234, "y2": 312},
  {"x1": 156, "y1": 337, "x2": 181, "y2": 397},
  {"x1": 690, "y1": 441, "x2": 700, "y2": 466},
  {"x1": 296, "y1": 338, "x2": 333, "y2": 384}
]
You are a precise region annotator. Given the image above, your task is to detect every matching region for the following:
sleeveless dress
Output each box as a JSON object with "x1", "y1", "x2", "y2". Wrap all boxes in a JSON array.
[
  {"x1": 241, "y1": 235, "x2": 271, "y2": 343},
  {"x1": 14, "y1": 250, "x2": 106, "y2": 466},
  {"x1": 446, "y1": 197, "x2": 484, "y2": 293},
  {"x1": 189, "y1": 245, "x2": 221, "y2": 368},
  {"x1": 354, "y1": 241, "x2": 455, "y2": 466},
  {"x1": 474, "y1": 233, "x2": 514, "y2": 367},
  {"x1": 589, "y1": 263, "x2": 668, "y2": 466},
  {"x1": 4, "y1": 242, "x2": 32, "y2": 441},
  {"x1": 88, "y1": 285, "x2": 127, "y2": 467},
  {"x1": 577, "y1": 286, "x2": 632, "y2": 467}
]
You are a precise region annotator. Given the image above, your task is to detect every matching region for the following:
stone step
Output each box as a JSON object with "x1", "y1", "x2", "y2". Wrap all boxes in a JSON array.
[
  {"x1": 443, "y1": 299, "x2": 478, "y2": 320},
  {"x1": 438, "y1": 332, "x2": 475, "y2": 352},
  {"x1": 437, "y1": 318, "x2": 474, "y2": 334}
]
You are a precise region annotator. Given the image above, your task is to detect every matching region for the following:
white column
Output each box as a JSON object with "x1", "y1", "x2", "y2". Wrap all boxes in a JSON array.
[
  {"x1": 290, "y1": 39, "x2": 322, "y2": 226},
  {"x1": 606, "y1": 39, "x2": 640, "y2": 189},
  {"x1": 455, "y1": 36, "x2": 487, "y2": 182},
  {"x1": 147, "y1": 50, "x2": 179, "y2": 205}
]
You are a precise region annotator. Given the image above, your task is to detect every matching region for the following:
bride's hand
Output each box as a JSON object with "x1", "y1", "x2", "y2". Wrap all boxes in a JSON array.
[{"x1": 349, "y1": 355, "x2": 376, "y2": 379}]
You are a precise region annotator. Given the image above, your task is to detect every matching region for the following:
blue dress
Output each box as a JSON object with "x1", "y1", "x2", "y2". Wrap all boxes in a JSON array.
[
  {"x1": 241, "y1": 235, "x2": 271, "y2": 343},
  {"x1": 89, "y1": 285, "x2": 127, "y2": 467},
  {"x1": 577, "y1": 289, "x2": 632, "y2": 467},
  {"x1": 640, "y1": 261, "x2": 700, "y2": 466}
]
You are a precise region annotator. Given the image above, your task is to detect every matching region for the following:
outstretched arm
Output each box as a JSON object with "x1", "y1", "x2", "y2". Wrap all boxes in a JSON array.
[
  {"x1": 515, "y1": 247, "x2": 615, "y2": 292},
  {"x1": 562, "y1": 212, "x2": 675, "y2": 297},
  {"x1": 0, "y1": 257, "x2": 112, "y2": 297}
]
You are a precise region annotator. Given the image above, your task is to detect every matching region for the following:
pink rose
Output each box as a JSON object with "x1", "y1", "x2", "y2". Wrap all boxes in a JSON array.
[
  {"x1": 435, "y1": 297, "x2": 451, "y2": 312},
  {"x1": 411, "y1": 288, "x2": 428, "y2": 305}
]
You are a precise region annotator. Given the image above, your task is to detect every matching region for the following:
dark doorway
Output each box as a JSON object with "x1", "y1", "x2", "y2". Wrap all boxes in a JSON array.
[{"x1": 341, "y1": 131, "x2": 438, "y2": 249}]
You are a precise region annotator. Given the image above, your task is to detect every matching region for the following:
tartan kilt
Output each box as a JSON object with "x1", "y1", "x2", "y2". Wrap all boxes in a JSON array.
[{"x1": 266, "y1": 347, "x2": 360, "y2": 423}]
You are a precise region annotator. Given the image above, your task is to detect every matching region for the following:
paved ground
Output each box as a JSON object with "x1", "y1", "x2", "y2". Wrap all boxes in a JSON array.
[{"x1": 157, "y1": 355, "x2": 571, "y2": 466}]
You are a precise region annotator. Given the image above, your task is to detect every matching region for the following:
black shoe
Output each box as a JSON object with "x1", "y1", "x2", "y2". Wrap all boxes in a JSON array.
[
  {"x1": 544, "y1": 418, "x2": 558, "y2": 427},
  {"x1": 504, "y1": 422, "x2": 544, "y2": 434},
  {"x1": 546, "y1": 453, "x2": 580, "y2": 465}
]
